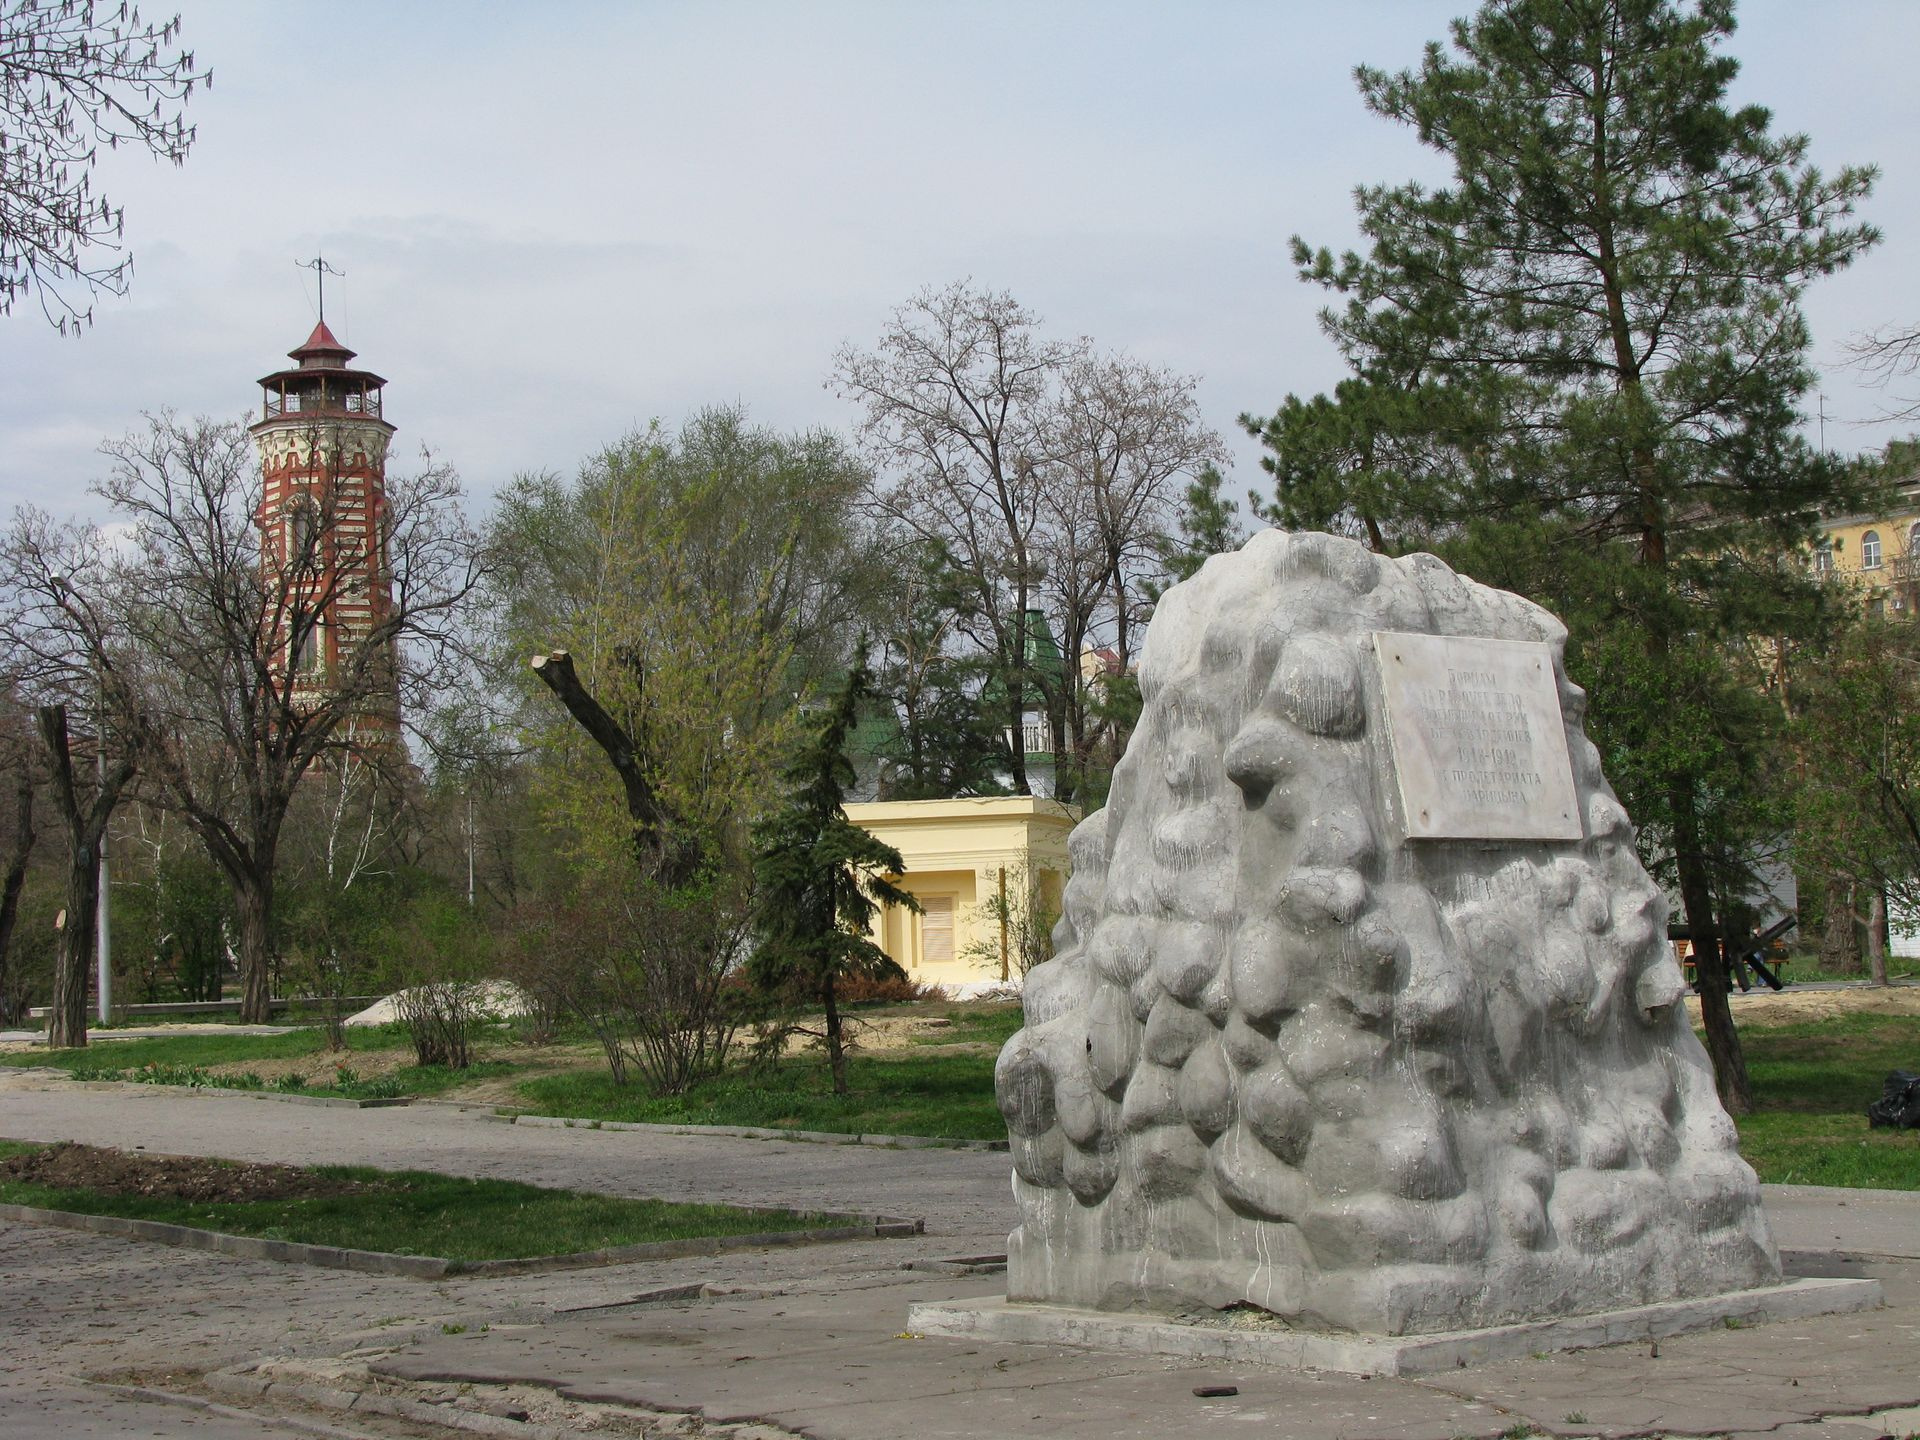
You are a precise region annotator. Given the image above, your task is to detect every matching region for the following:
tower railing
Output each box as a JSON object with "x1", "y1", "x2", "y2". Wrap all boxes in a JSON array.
[{"x1": 263, "y1": 391, "x2": 383, "y2": 420}]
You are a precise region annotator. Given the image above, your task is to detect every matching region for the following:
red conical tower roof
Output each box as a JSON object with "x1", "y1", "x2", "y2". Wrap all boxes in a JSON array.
[{"x1": 290, "y1": 319, "x2": 355, "y2": 365}]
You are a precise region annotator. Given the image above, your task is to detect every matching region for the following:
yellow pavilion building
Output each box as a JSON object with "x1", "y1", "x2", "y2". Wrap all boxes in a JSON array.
[{"x1": 845, "y1": 796, "x2": 1078, "y2": 996}]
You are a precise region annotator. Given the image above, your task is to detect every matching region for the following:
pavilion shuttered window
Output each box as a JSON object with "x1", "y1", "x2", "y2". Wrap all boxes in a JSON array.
[{"x1": 920, "y1": 895, "x2": 954, "y2": 967}]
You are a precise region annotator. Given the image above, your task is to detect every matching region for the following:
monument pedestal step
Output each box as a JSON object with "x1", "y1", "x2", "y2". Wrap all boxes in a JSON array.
[{"x1": 906, "y1": 1276, "x2": 1883, "y2": 1378}]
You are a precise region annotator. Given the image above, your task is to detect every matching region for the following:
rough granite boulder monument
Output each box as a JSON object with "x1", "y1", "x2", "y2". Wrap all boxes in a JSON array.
[{"x1": 991, "y1": 529, "x2": 1781, "y2": 1338}]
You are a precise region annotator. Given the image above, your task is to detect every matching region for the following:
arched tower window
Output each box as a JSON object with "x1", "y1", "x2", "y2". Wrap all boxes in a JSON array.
[
  {"x1": 1863, "y1": 531, "x2": 1884, "y2": 569},
  {"x1": 288, "y1": 498, "x2": 320, "y2": 565},
  {"x1": 292, "y1": 617, "x2": 323, "y2": 677}
]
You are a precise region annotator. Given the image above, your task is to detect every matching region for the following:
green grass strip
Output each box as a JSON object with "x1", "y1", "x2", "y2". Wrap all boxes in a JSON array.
[
  {"x1": 0, "y1": 1142, "x2": 829, "y2": 1262},
  {"x1": 516, "y1": 1047, "x2": 1008, "y2": 1141},
  {"x1": 0, "y1": 1027, "x2": 519, "y2": 1100},
  {"x1": 1737, "y1": 1012, "x2": 1920, "y2": 1189},
  {"x1": 1, "y1": 1027, "x2": 399, "y2": 1071},
  {"x1": 13, "y1": 1001, "x2": 1917, "y2": 1187}
]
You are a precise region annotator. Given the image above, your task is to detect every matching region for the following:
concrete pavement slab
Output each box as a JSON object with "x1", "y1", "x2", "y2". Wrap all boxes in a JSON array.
[
  {"x1": 906, "y1": 1276, "x2": 1883, "y2": 1376},
  {"x1": 10, "y1": 1075, "x2": 1915, "y2": 1259},
  {"x1": 372, "y1": 1280, "x2": 1511, "y2": 1440},
  {"x1": 6, "y1": 1077, "x2": 1920, "y2": 1438},
  {"x1": 1764, "y1": 1183, "x2": 1920, "y2": 1258},
  {"x1": 0, "y1": 1075, "x2": 1012, "y2": 1242},
  {"x1": 367, "y1": 1258, "x2": 1920, "y2": 1440}
]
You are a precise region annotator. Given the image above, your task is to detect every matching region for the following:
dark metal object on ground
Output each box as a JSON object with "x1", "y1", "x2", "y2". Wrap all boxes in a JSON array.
[{"x1": 1867, "y1": 1070, "x2": 1920, "y2": 1130}]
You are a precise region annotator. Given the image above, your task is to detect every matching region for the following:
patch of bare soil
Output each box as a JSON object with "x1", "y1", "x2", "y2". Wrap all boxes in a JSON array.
[
  {"x1": 417, "y1": 1021, "x2": 975, "y2": 1106},
  {"x1": 427, "y1": 1042, "x2": 605, "y2": 1106},
  {"x1": 1685, "y1": 983, "x2": 1920, "y2": 1026},
  {"x1": 201, "y1": 1048, "x2": 418, "y2": 1086},
  {"x1": 841, "y1": 1013, "x2": 962, "y2": 1053},
  {"x1": 2, "y1": 1141, "x2": 367, "y2": 1203}
]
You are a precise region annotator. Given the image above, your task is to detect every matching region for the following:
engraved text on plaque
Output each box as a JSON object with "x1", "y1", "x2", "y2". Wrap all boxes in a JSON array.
[{"x1": 1373, "y1": 632, "x2": 1581, "y2": 841}]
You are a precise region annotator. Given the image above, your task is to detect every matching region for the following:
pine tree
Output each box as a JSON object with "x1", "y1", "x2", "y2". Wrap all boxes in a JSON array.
[
  {"x1": 1251, "y1": 0, "x2": 1879, "y2": 1111},
  {"x1": 750, "y1": 653, "x2": 918, "y2": 1096},
  {"x1": 1155, "y1": 465, "x2": 1246, "y2": 586}
]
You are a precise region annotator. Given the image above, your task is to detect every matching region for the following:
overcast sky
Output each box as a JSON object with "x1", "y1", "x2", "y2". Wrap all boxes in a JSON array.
[{"x1": 5, "y1": 1, "x2": 1918, "y2": 522}]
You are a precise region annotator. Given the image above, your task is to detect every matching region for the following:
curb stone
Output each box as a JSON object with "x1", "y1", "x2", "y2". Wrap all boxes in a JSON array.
[
  {"x1": 173, "y1": 1086, "x2": 412, "y2": 1110},
  {"x1": 506, "y1": 1111, "x2": 1008, "y2": 1151},
  {"x1": 44, "y1": 1078, "x2": 410, "y2": 1109},
  {"x1": 0, "y1": 1201, "x2": 922, "y2": 1277},
  {"x1": 17, "y1": 1074, "x2": 1009, "y2": 1143}
]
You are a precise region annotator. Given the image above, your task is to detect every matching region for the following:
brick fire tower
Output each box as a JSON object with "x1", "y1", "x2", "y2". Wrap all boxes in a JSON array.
[{"x1": 249, "y1": 318, "x2": 399, "y2": 728}]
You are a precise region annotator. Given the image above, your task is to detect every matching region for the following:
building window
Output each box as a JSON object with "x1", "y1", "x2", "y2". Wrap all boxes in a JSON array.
[
  {"x1": 1814, "y1": 544, "x2": 1834, "y2": 574},
  {"x1": 1863, "y1": 531, "x2": 1883, "y2": 570},
  {"x1": 292, "y1": 618, "x2": 323, "y2": 676},
  {"x1": 289, "y1": 499, "x2": 320, "y2": 563},
  {"x1": 919, "y1": 895, "x2": 955, "y2": 967}
]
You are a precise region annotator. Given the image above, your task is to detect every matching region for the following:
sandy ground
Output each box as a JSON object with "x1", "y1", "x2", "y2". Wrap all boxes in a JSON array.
[{"x1": 1683, "y1": 979, "x2": 1920, "y2": 1025}]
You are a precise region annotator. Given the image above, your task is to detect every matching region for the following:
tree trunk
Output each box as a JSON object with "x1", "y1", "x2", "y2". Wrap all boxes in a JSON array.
[
  {"x1": 47, "y1": 848, "x2": 98, "y2": 1048},
  {"x1": 1671, "y1": 781, "x2": 1752, "y2": 1114},
  {"x1": 530, "y1": 650, "x2": 699, "y2": 885},
  {"x1": 235, "y1": 873, "x2": 274, "y2": 1023},
  {"x1": 1867, "y1": 888, "x2": 1890, "y2": 988},
  {"x1": 822, "y1": 973, "x2": 847, "y2": 1097},
  {"x1": 1049, "y1": 709, "x2": 1072, "y2": 806},
  {"x1": 37, "y1": 704, "x2": 136, "y2": 1048},
  {"x1": 1005, "y1": 672, "x2": 1030, "y2": 796},
  {"x1": 0, "y1": 769, "x2": 35, "y2": 1025},
  {"x1": 1819, "y1": 875, "x2": 1862, "y2": 975}
]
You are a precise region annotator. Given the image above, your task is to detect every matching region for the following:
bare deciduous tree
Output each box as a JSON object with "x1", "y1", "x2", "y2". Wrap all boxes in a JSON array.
[
  {"x1": 836, "y1": 283, "x2": 1225, "y2": 802},
  {"x1": 1847, "y1": 324, "x2": 1920, "y2": 426},
  {"x1": 0, "y1": 517, "x2": 144, "y2": 1045},
  {"x1": 1, "y1": 0, "x2": 207, "y2": 331},
  {"x1": 35, "y1": 702, "x2": 134, "y2": 1044},
  {"x1": 3, "y1": 413, "x2": 481, "y2": 1021},
  {"x1": 0, "y1": 700, "x2": 40, "y2": 1024},
  {"x1": 1041, "y1": 352, "x2": 1228, "y2": 788},
  {"x1": 835, "y1": 282, "x2": 1076, "y2": 797},
  {"x1": 1057, "y1": 352, "x2": 1229, "y2": 672}
]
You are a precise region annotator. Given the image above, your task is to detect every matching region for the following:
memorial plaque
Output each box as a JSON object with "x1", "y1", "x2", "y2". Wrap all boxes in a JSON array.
[{"x1": 1372, "y1": 631, "x2": 1581, "y2": 841}]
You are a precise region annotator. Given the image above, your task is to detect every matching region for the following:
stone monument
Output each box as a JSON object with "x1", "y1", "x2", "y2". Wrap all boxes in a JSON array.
[{"x1": 991, "y1": 530, "x2": 1780, "y2": 1338}]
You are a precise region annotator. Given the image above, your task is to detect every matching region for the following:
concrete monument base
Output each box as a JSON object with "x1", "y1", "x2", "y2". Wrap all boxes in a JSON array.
[{"x1": 907, "y1": 1276, "x2": 1883, "y2": 1378}]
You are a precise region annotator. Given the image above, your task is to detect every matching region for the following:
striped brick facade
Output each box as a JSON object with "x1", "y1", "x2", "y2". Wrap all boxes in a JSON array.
[{"x1": 248, "y1": 321, "x2": 400, "y2": 733}]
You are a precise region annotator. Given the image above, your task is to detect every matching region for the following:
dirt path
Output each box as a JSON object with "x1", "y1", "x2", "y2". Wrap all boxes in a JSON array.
[{"x1": 1683, "y1": 980, "x2": 1920, "y2": 1025}]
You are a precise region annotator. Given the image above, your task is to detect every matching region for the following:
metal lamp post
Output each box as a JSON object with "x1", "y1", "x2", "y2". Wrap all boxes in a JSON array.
[{"x1": 94, "y1": 669, "x2": 110, "y2": 1024}]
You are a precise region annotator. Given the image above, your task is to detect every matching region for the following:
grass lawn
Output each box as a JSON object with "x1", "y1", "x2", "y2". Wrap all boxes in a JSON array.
[
  {"x1": 0, "y1": 1027, "x2": 398, "y2": 1071},
  {"x1": 517, "y1": 1002, "x2": 1920, "y2": 1183},
  {"x1": 515, "y1": 1046, "x2": 1007, "y2": 1141},
  {"x1": 1734, "y1": 1010, "x2": 1920, "y2": 1189},
  {"x1": 0, "y1": 1027, "x2": 522, "y2": 1101},
  {"x1": 908, "y1": 1006, "x2": 1025, "y2": 1049},
  {"x1": 0, "y1": 1140, "x2": 830, "y2": 1262},
  {"x1": 12, "y1": 998, "x2": 1915, "y2": 1187}
]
